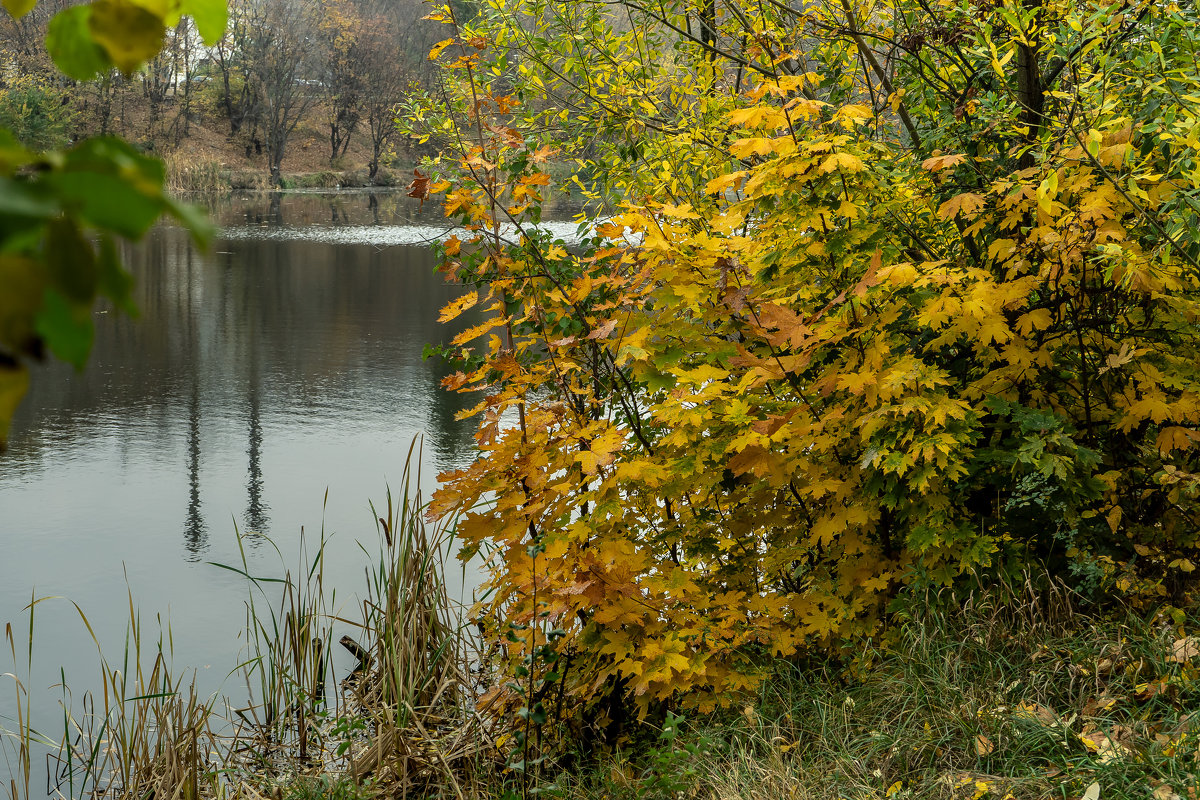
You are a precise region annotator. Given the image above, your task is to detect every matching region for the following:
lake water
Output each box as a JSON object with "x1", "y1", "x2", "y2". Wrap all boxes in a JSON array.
[{"x1": 0, "y1": 190, "x2": 536, "y2": 789}]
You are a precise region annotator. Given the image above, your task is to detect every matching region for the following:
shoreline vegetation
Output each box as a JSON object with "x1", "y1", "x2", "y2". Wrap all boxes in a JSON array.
[
  {"x1": 162, "y1": 158, "x2": 409, "y2": 196},
  {"x1": 3, "y1": 446, "x2": 497, "y2": 800},
  {"x1": 6, "y1": 505, "x2": 1200, "y2": 800},
  {"x1": 5, "y1": 0, "x2": 1200, "y2": 795},
  {"x1": 5, "y1": 448, "x2": 1200, "y2": 800}
]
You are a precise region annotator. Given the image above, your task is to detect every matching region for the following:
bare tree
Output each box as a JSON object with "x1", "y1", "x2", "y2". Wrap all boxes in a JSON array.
[
  {"x1": 315, "y1": 0, "x2": 364, "y2": 163},
  {"x1": 220, "y1": 0, "x2": 318, "y2": 184},
  {"x1": 209, "y1": 5, "x2": 258, "y2": 138},
  {"x1": 0, "y1": 0, "x2": 71, "y2": 76},
  {"x1": 354, "y1": 0, "x2": 444, "y2": 180},
  {"x1": 358, "y1": 19, "x2": 408, "y2": 181}
]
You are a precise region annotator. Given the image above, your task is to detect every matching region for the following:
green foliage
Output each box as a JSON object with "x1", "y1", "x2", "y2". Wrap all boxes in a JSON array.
[
  {"x1": 0, "y1": 75, "x2": 75, "y2": 151},
  {"x1": 0, "y1": 0, "x2": 222, "y2": 446},
  {"x1": 633, "y1": 712, "x2": 711, "y2": 800}
]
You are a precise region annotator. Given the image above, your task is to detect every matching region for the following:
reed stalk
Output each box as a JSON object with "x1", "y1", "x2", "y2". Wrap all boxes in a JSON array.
[{"x1": 3, "y1": 438, "x2": 488, "y2": 799}]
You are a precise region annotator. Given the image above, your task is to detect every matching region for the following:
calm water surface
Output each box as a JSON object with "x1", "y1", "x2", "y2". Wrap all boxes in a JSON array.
[{"x1": 0, "y1": 191, "x2": 529, "y2": 785}]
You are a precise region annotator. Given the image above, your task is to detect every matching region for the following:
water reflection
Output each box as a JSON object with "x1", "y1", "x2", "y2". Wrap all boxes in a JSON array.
[
  {"x1": 0, "y1": 190, "x2": 511, "y2": 796},
  {"x1": 0, "y1": 192, "x2": 486, "y2": 790},
  {"x1": 185, "y1": 381, "x2": 206, "y2": 560},
  {"x1": 244, "y1": 356, "x2": 269, "y2": 535}
]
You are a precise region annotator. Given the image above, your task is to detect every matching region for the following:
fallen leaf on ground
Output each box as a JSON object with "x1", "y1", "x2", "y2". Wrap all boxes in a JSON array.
[
  {"x1": 1171, "y1": 636, "x2": 1200, "y2": 663},
  {"x1": 1080, "y1": 726, "x2": 1135, "y2": 763},
  {"x1": 1081, "y1": 695, "x2": 1121, "y2": 716}
]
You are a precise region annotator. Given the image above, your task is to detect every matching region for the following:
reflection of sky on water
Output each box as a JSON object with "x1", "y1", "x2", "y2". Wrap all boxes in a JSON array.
[
  {"x1": 219, "y1": 220, "x2": 598, "y2": 247},
  {"x1": 0, "y1": 191, "x2": 491, "y2": 791}
]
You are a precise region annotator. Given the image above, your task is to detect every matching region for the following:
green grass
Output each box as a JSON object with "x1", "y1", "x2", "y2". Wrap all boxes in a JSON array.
[
  {"x1": 9, "y1": 475, "x2": 1200, "y2": 800},
  {"x1": 541, "y1": 579, "x2": 1200, "y2": 800}
]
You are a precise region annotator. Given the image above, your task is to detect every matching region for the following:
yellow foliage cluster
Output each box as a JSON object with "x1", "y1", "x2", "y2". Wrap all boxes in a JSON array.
[{"x1": 412, "y1": 0, "x2": 1200, "y2": 728}]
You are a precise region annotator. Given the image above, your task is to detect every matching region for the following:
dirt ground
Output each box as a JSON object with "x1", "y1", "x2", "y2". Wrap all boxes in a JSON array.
[{"x1": 77, "y1": 88, "x2": 422, "y2": 187}]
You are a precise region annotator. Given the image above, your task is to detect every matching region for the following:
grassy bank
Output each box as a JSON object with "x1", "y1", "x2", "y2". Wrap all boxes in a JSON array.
[
  {"x1": 163, "y1": 154, "x2": 407, "y2": 195},
  {"x1": 5, "y1": 502, "x2": 1199, "y2": 800},
  {"x1": 547, "y1": 582, "x2": 1200, "y2": 800}
]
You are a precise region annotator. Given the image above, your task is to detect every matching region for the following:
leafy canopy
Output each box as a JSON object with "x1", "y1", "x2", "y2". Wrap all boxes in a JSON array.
[{"x1": 414, "y1": 0, "x2": 1200, "y2": 735}]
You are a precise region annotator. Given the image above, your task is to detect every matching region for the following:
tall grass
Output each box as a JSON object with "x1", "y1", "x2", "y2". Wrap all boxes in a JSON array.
[
  {"x1": 547, "y1": 571, "x2": 1200, "y2": 800},
  {"x1": 2, "y1": 440, "x2": 485, "y2": 799},
  {"x1": 344, "y1": 440, "x2": 489, "y2": 797},
  {"x1": 216, "y1": 517, "x2": 337, "y2": 775},
  {"x1": 3, "y1": 593, "x2": 222, "y2": 800},
  {"x1": 164, "y1": 156, "x2": 228, "y2": 195}
]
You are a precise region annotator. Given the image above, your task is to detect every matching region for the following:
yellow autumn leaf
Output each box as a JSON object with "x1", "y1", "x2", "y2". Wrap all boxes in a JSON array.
[
  {"x1": 1156, "y1": 426, "x2": 1198, "y2": 455},
  {"x1": 938, "y1": 192, "x2": 986, "y2": 221},
  {"x1": 833, "y1": 103, "x2": 873, "y2": 125},
  {"x1": 428, "y1": 37, "x2": 454, "y2": 60},
  {"x1": 921, "y1": 153, "x2": 968, "y2": 172},
  {"x1": 659, "y1": 202, "x2": 701, "y2": 219},
  {"x1": 88, "y1": 0, "x2": 166, "y2": 73},
  {"x1": 439, "y1": 290, "x2": 479, "y2": 323},
  {"x1": 820, "y1": 152, "x2": 864, "y2": 173}
]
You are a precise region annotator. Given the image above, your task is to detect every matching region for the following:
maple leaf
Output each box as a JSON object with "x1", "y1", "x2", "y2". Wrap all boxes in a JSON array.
[
  {"x1": 820, "y1": 152, "x2": 864, "y2": 173},
  {"x1": 439, "y1": 290, "x2": 479, "y2": 323},
  {"x1": 587, "y1": 318, "x2": 620, "y2": 340},
  {"x1": 921, "y1": 153, "x2": 968, "y2": 172},
  {"x1": 937, "y1": 192, "x2": 986, "y2": 220},
  {"x1": 406, "y1": 169, "x2": 431, "y2": 207}
]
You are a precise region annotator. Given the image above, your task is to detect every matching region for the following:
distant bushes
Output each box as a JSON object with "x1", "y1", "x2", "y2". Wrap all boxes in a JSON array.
[{"x1": 0, "y1": 75, "x2": 74, "y2": 150}]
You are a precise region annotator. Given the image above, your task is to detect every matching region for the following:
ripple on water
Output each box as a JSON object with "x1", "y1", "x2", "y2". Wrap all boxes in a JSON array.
[{"x1": 218, "y1": 220, "x2": 603, "y2": 247}]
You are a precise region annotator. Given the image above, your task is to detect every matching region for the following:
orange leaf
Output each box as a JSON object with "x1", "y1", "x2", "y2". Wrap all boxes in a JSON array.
[{"x1": 937, "y1": 192, "x2": 986, "y2": 221}]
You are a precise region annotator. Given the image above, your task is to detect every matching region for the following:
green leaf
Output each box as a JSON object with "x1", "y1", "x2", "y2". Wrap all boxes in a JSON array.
[
  {"x1": 165, "y1": 197, "x2": 216, "y2": 248},
  {"x1": 96, "y1": 235, "x2": 137, "y2": 316},
  {"x1": 0, "y1": 128, "x2": 32, "y2": 172},
  {"x1": 0, "y1": 177, "x2": 57, "y2": 221},
  {"x1": 2, "y1": 0, "x2": 36, "y2": 18},
  {"x1": 87, "y1": 0, "x2": 166, "y2": 74},
  {"x1": 45, "y1": 219, "x2": 97, "y2": 302},
  {"x1": 66, "y1": 135, "x2": 165, "y2": 183},
  {"x1": 0, "y1": 363, "x2": 29, "y2": 449},
  {"x1": 45, "y1": 5, "x2": 112, "y2": 81},
  {"x1": 181, "y1": 0, "x2": 226, "y2": 45},
  {"x1": 0, "y1": 255, "x2": 45, "y2": 354},
  {"x1": 34, "y1": 289, "x2": 93, "y2": 369},
  {"x1": 0, "y1": 178, "x2": 56, "y2": 252},
  {"x1": 51, "y1": 172, "x2": 165, "y2": 239}
]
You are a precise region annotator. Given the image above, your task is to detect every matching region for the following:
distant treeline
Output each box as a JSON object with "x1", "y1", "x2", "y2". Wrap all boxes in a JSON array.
[{"x1": 0, "y1": 0, "x2": 463, "y2": 183}]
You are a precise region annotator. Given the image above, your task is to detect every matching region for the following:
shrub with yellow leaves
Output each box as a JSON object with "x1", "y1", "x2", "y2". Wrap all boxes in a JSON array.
[{"x1": 410, "y1": 0, "x2": 1200, "y2": 751}]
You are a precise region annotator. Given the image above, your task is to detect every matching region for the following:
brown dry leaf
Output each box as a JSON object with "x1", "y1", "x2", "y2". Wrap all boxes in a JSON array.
[
  {"x1": 1014, "y1": 702, "x2": 1059, "y2": 726},
  {"x1": 586, "y1": 318, "x2": 620, "y2": 340},
  {"x1": 974, "y1": 734, "x2": 994, "y2": 756},
  {"x1": 1081, "y1": 694, "x2": 1122, "y2": 717},
  {"x1": 1154, "y1": 784, "x2": 1181, "y2": 800},
  {"x1": 1080, "y1": 726, "x2": 1135, "y2": 764},
  {"x1": 406, "y1": 169, "x2": 431, "y2": 206},
  {"x1": 1171, "y1": 636, "x2": 1200, "y2": 663},
  {"x1": 1136, "y1": 680, "x2": 1166, "y2": 700}
]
